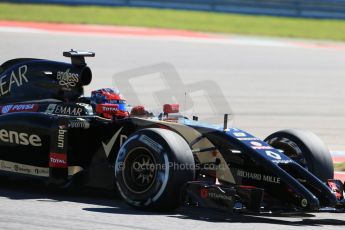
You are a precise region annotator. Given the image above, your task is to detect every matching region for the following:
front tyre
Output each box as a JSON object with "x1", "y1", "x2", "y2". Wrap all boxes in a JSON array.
[
  {"x1": 115, "y1": 128, "x2": 195, "y2": 211},
  {"x1": 264, "y1": 129, "x2": 334, "y2": 181}
]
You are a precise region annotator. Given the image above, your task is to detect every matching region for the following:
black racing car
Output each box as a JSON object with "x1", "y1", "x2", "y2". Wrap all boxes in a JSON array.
[{"x1": 0, "y1": 50, "x2": 343, "y2": 213}]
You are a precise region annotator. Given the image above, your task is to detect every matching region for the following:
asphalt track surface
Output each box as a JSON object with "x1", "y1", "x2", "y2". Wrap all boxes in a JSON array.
[{"x1": 0, "y1": 22, "x2": 345, "y2": 229}]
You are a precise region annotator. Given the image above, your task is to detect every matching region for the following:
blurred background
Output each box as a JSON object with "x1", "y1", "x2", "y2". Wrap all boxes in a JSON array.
[{"x1": 4, "y1": 0, "x2": 345, "y2": 20}]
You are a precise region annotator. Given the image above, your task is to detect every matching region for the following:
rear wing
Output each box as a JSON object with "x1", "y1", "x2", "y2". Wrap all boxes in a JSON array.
[{"x1": 63, "y1": 49, "x2": 95, "y2": 66}]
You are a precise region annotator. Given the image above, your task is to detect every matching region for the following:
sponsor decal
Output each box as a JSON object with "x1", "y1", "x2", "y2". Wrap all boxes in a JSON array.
[
  {"x1": 265, "y1": 151, "x2": 282, "y2": 160},
  {"x1": 200, "y1": 187, "x2": 236, "y2": 202},
  {"x1": 0, "y1": 104, "x2": 39, "y2": 114},
  {"x1": 272, "y1": 159, "x2": 293, "y2": 164},
  {"x1": 301, "y1": 199, "x2": 308, "y2": 208},
  {"x1": 0, "y1": 160, "x2": 12, "y2": 171},
  {"x1": 103, "y1": 106, "x2": 118, "y2": 112},
  {"x1": 252, "y1": 146, "x2": 273, "y2": 150},
  {"x1": 57, "y1": 129, "x2": 67, "y2": 149},
  {"x1": 237, "y1": 169, "x2": 262, "y2": 181},
  {"x1": 0, "y1": 129, "x2": 42, "y2": 146},
  {"x1": 0, "y1": 65, "x2": 28, "y2": 96},
  {"x1": 250, "y1": 141, "x2": 273, "y2": 150},
  {"x1": 102, "y1": 127, "x2": 123, "y2": 157},
  {"x1": 11, "y1": 104, "x2": 38, "y2": 112},
  {"x1": 56, "y1": 69, "x2": 79, "y2": 89},
  {"x1": 34, "y1": 168, "x2": 49, "y2": 176},
  {"x1": 45, "y1": 104, "x2": 57, "y2": 114},
  {"x1": 49, "y1": 153, "x2": 67, "y2": 168},
  {"x1": 250, "y1": 141, "x2": 262, "y2": 147},
  {"x1": 200, "y1": 188, "x2": 209, "y2": 199},
  {"x1": 262, "y1": 174, "x2": 281, "y2": 184},
  {"x1": 1, "y1": 105, "x2": 13, "y2": 113},
  {"x1": 0, "y1": 160, "x2": 82, "y2": 177},
  {"x1": 139, "y1": 134, "x2": 163, "y2": 153},
  {"x1": 233, "y1": 132, "x2": 246, "y2": 137},
  {"x1": 46, "y1": 104, "x2": 83, "y2": 116},
  {"x1": 14, "y1": 164, "x2": 30, "y2": 174},
  {"x1": 68, "y1": 119, "x2": 90, "y2": 129},
  {"x1": 237, "y1": 137, "x2": 259, "y2": 141},
  {"x1": 237, "y1": 169, "x2": 281, "y2": 184},
  {"x1": 0, "y1": 160, "x2": 49, "y2": 177},
  {"x1": 55, "y1": 105, "x2": 83, "y2": 116},
  {"x1": 208, "y1": 192, "x2": 233, "y2": 201}
]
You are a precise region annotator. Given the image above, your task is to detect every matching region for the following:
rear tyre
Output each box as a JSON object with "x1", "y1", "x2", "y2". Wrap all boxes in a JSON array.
[
  {"x1": 115, "y1": 128, "x2": 195, "y2": 211},
  {"x1": 264, "y1": 129, "x2": 334, "y2": 181}
]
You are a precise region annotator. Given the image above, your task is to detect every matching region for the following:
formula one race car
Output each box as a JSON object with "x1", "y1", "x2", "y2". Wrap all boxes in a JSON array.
[{"x1": 0, "y1": 50, "x2": 343, "y2": 213}]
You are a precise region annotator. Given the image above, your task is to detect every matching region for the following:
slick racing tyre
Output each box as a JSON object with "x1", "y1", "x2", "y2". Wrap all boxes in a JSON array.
[
  {"x1": 264, "y1": 129, "x2": 334, "y2": 181},
  {"x1": 115, "y1": 128, "x2": 195, "y2": 211}
]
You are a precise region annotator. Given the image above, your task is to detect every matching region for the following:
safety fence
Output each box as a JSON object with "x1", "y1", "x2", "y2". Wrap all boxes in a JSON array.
[{"x1": 4, "y1": 0, "x2": 345, "y2": 19}]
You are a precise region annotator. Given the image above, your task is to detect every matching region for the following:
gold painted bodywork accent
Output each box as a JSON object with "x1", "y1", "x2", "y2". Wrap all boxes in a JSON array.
[
  {"x1": 0, "y1": 160, "x2": 49, "y2": 177},
  {"x1": 0, "y1": 160, "x2": 83, "y2": 177}
]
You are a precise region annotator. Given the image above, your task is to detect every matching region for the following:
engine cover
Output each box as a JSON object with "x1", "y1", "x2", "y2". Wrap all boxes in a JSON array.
[{"x1": 0, "y1": 58, "x2": 92, "y2": 104}]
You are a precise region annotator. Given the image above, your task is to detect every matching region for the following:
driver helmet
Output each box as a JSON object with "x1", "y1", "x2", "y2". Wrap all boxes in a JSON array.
[{"x1": 91, "y1": 88, "x2": 129, "y2": 119}]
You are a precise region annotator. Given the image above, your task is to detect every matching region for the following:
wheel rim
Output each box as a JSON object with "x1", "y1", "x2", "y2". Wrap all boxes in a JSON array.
[
  {"x1": 267, "y1": 137, "x2": 308, "y2": 169},
  {"x1": 122, "y1": 147, "x2": 157, "y2": 194}
]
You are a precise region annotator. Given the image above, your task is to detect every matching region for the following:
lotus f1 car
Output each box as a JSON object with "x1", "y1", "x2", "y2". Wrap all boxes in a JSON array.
[{"x1": 0, "y1": 50, "x2": 343, "y2": 213}]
